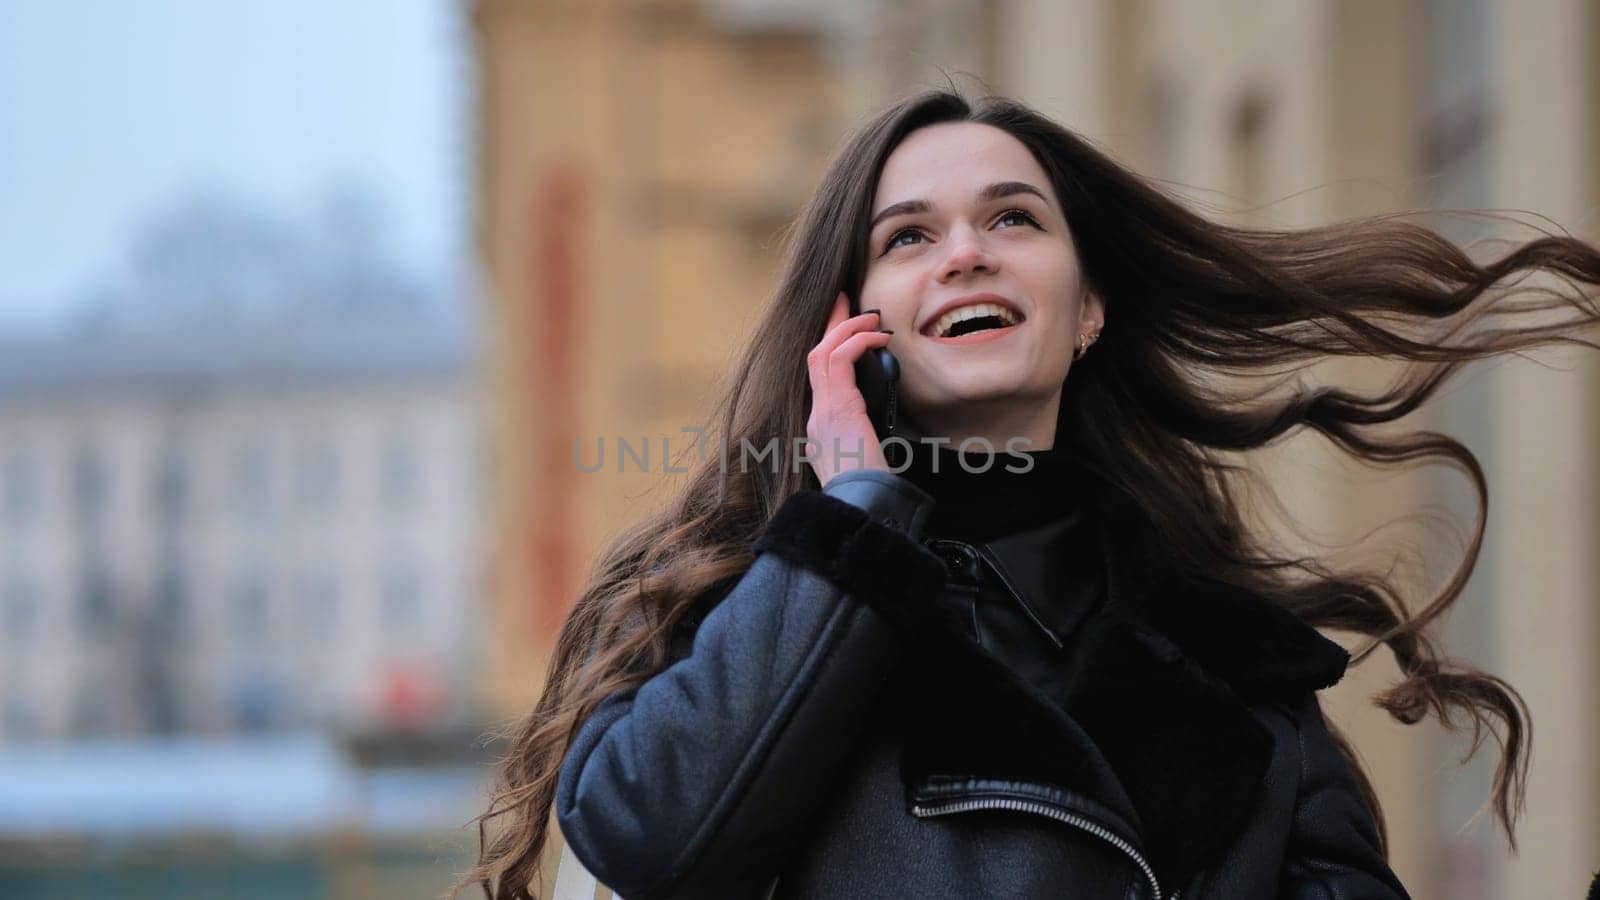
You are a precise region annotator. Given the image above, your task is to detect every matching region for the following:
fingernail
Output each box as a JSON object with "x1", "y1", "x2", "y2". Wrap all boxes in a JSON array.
[
  {"x1": 878, "y1": 329, "x2": 895, "y2": 335},
  {"x1": 861, "y1": 308, "x2": 881, "y2": 316}
]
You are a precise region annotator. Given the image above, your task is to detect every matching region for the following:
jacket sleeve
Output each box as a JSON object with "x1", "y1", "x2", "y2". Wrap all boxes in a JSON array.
[
  {"x1": 1279, "y1": 690, "x2": 1412, "y2": 899},
  {"x1": 553, "y1": 470, "x2": 948, "y2": 899}
]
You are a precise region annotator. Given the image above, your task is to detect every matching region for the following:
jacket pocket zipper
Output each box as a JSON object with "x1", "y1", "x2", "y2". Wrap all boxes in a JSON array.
[{"x1": 910, "y1": 794, "x2": 1180, "y2": 900}]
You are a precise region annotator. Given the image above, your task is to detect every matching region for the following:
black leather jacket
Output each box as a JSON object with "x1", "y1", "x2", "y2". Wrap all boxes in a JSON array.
[{"x1": 555, "y1": 468, "x2": 1412, "y2": 899}]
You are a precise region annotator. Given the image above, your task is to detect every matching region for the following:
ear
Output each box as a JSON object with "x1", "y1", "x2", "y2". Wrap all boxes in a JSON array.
[{"x1": 1081, "y1": 286, "x2": 1105, "y2": 333}]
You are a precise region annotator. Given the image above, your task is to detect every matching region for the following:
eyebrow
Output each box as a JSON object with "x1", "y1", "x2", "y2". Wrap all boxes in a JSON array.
[{"x1": 868, "y1": 180, "x2": 1050, "y2": 233}]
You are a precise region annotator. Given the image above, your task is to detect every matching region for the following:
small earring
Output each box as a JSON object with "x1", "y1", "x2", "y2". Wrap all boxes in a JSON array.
[{"x1": 1074, "y1": 333, "x2": 1088, "y2": 361}]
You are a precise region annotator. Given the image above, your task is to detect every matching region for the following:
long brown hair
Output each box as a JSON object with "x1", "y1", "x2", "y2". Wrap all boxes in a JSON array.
[{"x1": 455, "y1": 89, "x2": 1600, "y2": 898}]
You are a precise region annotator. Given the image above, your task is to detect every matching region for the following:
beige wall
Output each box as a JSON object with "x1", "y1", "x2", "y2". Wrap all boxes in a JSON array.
[
  {"x1": 997, "y1": 0, "x2": 1600, "y2": 895},
  {"x1": 473, "y1": 0, "x2": 848, "y2": 712},
  {"x1": 1482, "y1": 2, "x2": 1599, "y2": 895}
]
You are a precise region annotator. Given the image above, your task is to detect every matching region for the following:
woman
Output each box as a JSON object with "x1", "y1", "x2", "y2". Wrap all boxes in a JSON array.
[{"x1": 460, "y1": 90, "x2": 1600, "y2": 898}]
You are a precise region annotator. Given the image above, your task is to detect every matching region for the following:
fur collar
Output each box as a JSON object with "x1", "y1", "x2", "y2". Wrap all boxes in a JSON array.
[{"x1": 893, "y1": 460, "x2": 1351, "y2": 891}]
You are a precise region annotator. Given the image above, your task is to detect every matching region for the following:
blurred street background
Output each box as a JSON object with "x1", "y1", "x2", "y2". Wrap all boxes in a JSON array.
[{"x1": 3, "y1": 0, "x2": 1598, "y2": 897}]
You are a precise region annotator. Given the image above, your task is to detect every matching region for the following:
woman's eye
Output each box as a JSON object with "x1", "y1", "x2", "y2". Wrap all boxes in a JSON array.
[
  {"x1": 883, "y1": 228, "x2": 923, "y2": 253},
  {"x1": 997, "y1": 209, "x2": 1041, "y2": 229}
]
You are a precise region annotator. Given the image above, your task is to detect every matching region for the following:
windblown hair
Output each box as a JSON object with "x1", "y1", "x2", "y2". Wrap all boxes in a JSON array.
[{"x1": 455, "y1": 89, "x2": 1600, "y2": 898}]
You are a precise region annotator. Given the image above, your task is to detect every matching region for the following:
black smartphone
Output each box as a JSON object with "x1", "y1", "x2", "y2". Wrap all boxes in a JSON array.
[
  {"x1": 846, "y1": 293, "x2": 899, "y2": 440},
  {"x1": 853, "y1": 343, "x2": 899, "y2": 439},
  {"x1": 844, "y1": 291, "x2": 896, "y2": 438}
]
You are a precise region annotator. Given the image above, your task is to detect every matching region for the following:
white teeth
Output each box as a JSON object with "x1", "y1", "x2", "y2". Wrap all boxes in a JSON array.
[{"x1": 933, "y1": 302, "x2": 1020, "y2": 338}]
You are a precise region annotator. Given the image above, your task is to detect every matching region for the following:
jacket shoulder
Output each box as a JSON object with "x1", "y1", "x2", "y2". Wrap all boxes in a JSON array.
[{"x1": 1152, "y1": 575, "x2": 1352, "y2": 703}]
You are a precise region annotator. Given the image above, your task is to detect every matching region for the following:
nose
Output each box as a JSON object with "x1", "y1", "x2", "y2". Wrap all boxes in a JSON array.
[{"x1": 937, "y1": 225, "x2": 998, "y2": 282}]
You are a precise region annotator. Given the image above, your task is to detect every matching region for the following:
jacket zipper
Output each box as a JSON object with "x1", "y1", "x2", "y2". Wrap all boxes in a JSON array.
[
  {"x1": 911, "y1": 794, "x2": 1180, "y2": 900},
  {"x1": 919, "y1": 541, "x2": 1187, "y2": 899}
]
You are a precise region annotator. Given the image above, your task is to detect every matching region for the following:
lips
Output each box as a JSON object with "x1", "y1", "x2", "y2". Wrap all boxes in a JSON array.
[{"x1": 919, "y1": 293, "x2": 1027, "y2": 338}]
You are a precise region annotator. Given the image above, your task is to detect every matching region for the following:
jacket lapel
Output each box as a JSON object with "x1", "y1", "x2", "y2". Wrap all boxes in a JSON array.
[{"x1": 897, "y1": 459, "x2": 1351, "y2": 890}]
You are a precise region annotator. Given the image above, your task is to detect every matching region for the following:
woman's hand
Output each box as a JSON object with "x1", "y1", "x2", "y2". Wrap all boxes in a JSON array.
[{"x1": 805, "y1": 292, "x2": 894, "y2": 486}]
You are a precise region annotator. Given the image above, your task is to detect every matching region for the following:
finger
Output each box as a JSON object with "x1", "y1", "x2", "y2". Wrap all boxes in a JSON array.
[
  {"x1": 825, "y1": 330, "x2": 894, "y2": 408},
  {"x1": 811, "y1": 294, "x2": 879, "y2": 397},
  {"x1": 809, "y1": 298, "x2": 846, "y2": 401},
  {"x1": 818, "y1": 302, "x2": 883, "y2": 356},
  {"x1": 826, "y1": 291, "x2": 850, "y2": 332}
]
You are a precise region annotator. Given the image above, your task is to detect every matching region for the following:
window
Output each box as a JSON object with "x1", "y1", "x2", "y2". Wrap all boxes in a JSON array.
[
  {"x1": 71, "y1": 681, "x2": 112, "y2": 737},
  {"x1": 1420, "y1": 3, "x2": 1499, "y2": 897},
  {"x1": 3, "y1": 693, "x2": 34, "y2": 739},
  {"x1": 294, "y1": 438, "x2": 340, "y2": 517},
  {"x1": 72, "y1": 442, "x2": 108, "y2": 525},
  {"x1": 153, "y1": 564, "x2": 186, "y2": 637},
  {"x1": 297, "y1": 566, "x2": 340, "y2": 644},
  {"x1": 229, "y1": 567, "x2": 270, "y2": 645},
  {"x1": 1145, "y1": 73, "x2": 1182, "y2": 181},
  {"x1": 380, "y1": 429, "x2": 419, "y2": 513},
  {"x1": 380, "y1": 558, "x2": 423, "y2": 636},
  {"x1": 152, "y1": 447, "x2": 189, "y2": 522},
  {"x1": 1227, "y1": 88, "x2": 1271, "y2": 215},
  {"x1": 78, "y1": 564, "x2": 114, "y2": 634},
  {"x1": 228, "y1": 439, "x2": 271, "y2": 523},
  {"x1": 1421, "y1": 0, "x2": 1493, "y2": 216},
  {"x1": 3, "y1": 575, "x2": 37, "y2": 642},
  {"x1": 2, "y1": 447, "x2": 37, "y2": 528},
  {"x1": 231, "y1": 670, "x2": 288, "y2": 732}
]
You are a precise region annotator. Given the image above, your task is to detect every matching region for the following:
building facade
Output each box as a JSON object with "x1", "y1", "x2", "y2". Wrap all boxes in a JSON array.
[{"x1": 0, "y1": 317, "x2": 485, "y2": 740}]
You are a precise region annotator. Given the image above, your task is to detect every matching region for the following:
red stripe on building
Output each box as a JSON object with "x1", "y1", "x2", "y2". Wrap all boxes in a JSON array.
[{"x1": 529, "y1": 165, "x2": 582, "y2": 641}]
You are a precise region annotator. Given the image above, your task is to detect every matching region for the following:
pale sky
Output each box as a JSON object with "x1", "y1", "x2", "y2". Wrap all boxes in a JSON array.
[{"x1": 0, "y1": 0, "x2": 470, "y2": 327}]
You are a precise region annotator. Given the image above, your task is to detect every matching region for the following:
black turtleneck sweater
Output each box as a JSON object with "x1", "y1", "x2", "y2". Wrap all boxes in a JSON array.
[{"x1": 895, "y1": 441, "x2": 1088, "y2": 544}]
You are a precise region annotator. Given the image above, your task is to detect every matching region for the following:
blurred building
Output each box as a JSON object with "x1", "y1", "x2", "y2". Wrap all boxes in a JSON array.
[
  {"x1": 0, "y1": 313, "x2": 484, "y2": 740},
  {"x1": 476, "y1": 0, "x2": 1599, "y2": 896},
  {"x1": 472, "y1": 0, "x2": 853, "y2": 713}
]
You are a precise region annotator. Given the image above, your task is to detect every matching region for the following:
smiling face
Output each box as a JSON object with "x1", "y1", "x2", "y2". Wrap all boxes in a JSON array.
[{"x1": 860, "y1": 121, "x2": 1103, "y2": 450}]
